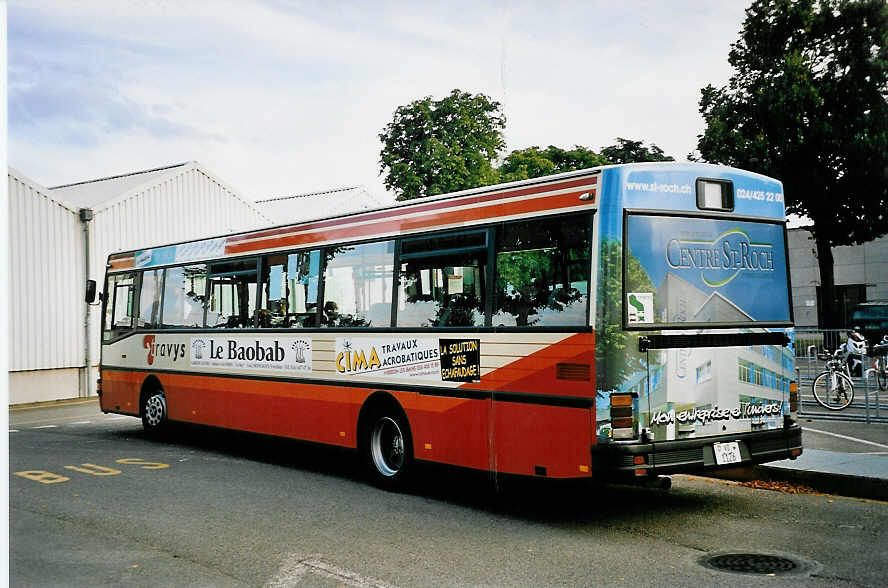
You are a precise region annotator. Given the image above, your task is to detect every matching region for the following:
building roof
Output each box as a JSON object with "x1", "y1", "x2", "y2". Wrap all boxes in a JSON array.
[
  {"x1": 8, "y1": 167, "x2": 80, "y2": 214},
  {"x1": 48, "y1": 162, "x2": 189, "y2": 209},
  {"x1": 255, "y1": 185, "x2": 393, "y2": 224},
  {"x1": 45, "y1": 161, "x2": 272, "y2": 226}
]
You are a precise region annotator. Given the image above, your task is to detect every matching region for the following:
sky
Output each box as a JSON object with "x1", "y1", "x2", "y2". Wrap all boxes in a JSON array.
[{"x1": 8, "y1": 0, "x2": 752, "y2": 204}]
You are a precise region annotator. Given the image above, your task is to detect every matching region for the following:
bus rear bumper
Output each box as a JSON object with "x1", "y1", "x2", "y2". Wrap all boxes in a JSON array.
[{"x1": 590, "y1": 424, "x2": 803, "y2": 481}]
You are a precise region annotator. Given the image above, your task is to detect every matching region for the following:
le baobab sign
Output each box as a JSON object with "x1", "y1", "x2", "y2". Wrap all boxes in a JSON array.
[{"x1": 190, "y1": 336, "x2": 312, "y2": 373}]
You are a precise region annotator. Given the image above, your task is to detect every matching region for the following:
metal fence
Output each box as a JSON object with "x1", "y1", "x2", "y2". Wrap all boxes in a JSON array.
[{"x1": 793, "y1": 328, "x2": 886, "y2": 423}]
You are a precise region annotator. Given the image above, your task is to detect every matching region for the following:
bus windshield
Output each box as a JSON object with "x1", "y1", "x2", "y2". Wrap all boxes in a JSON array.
[{"x1": 624, "y1": 214, "x2": 791, "y2": 328}]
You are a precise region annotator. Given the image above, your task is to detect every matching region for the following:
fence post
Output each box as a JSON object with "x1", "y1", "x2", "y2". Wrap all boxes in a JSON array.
[{"x1": 864, "y1": 356, "x2": 871, "y2": 424}]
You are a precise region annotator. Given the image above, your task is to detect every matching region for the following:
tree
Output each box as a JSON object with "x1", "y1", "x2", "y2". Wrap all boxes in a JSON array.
[
  {"x1": 694, "y1": 0, "x2": 888, "y2": 327},
  {"x1": 378, "y1": 90, "x2": 506, "y2": 201},
  {"x1": 599, "y1": 137, "x2": 675, "y2": 164},
  {"x1": 498, "y1": 145, "x2": 608, "y2": 182}
]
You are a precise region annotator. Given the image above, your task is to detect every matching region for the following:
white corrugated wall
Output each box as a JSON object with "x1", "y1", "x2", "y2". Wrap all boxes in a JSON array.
[{"x1": 8, "y1": 170, "x2": 85, "y2": 372}]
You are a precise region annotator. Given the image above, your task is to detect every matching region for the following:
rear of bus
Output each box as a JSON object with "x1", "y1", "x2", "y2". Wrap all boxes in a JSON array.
[{"x1": 591, "y1": 163, "x2": 801, "y2": 480}]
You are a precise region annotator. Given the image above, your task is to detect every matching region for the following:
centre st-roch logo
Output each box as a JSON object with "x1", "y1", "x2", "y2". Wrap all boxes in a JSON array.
[
  {"x1": 666, "y1": 228, "x2": 775, "y2": 287},
  {"x1": 190, "y1": 336, "x2": 312, "y2": 373}
]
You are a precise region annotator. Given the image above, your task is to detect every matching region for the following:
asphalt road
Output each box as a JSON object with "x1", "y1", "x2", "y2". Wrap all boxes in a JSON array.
[{"x1": 10, "y1": 400, "x2": 888, "y2": 587}]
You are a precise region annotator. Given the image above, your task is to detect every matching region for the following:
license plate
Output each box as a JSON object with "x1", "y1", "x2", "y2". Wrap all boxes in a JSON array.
[{"x1": 713, "y1": 441, "x2": 742, "y2": 465}]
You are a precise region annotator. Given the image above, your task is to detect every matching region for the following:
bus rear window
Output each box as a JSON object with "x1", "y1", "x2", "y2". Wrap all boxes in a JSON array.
[{"x1": 624, "y1": 214, "x2": 791, "y2": 328}]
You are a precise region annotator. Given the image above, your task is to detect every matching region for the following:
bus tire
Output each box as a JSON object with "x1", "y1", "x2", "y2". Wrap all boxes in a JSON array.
[
  {"x1": 362, "y1": 406, "x2": 413, "y2": 490},
  {"x1": 141, "y1": 387, "x2": 168, "y2": 434}
]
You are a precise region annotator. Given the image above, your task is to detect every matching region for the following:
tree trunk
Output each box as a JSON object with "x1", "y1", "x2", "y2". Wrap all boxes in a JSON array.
[{"x1": 815, "y1": 234, "x2": 840, "y2": 328}]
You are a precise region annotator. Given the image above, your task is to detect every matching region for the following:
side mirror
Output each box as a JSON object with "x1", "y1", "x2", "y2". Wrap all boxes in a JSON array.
[{"x1": 86, "y1": 280, "x2": 97, "y2": 303}]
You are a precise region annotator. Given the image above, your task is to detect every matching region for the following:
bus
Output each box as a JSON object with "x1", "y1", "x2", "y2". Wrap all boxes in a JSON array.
[{"x1": 95, "y1": 162, "x2": 802, "y2": 488}]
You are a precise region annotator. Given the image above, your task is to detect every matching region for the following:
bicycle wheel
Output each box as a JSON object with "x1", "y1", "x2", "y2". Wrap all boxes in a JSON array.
[{"x1": 812, "y1": 371, "x2": 854, "y2": 410}]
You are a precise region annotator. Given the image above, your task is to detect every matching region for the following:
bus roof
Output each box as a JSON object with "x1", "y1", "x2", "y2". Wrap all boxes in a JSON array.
[{"x1": 107, "y1": 162, "x2": 780, "y2": 272}]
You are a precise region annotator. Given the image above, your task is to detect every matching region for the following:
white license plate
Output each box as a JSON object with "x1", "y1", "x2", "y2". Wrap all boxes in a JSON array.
[{"x1": 713, "y1": 441, "x2": 742, "y2": 465}]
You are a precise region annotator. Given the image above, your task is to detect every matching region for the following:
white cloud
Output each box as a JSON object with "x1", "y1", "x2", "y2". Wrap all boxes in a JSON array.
[{"x1": 9, "y1": 0, "x2": 750, "y2": 201}]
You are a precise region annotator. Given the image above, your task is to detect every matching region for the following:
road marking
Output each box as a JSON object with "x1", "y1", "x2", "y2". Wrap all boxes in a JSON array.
[
  {"x1": 116, "y1": 458, "x2": 170, "y2": 469},
  {"x1": 802, "y1": 427, "x2": 888, "y2": 449},
  {"x1": 31, "y1": 425, "x2": 58, "y2": 429},
  {"x1": 9, "y1": 429, "x2": 19, "y2": 433},
  {"x1": 14, "y1": 471, "x2": 70, "y2": 484},
  {"x1": 65, "y1": 464, "x2": 122, "y2": 476},
  {"x1": 69, "y1": 421, "x2": 92, "y2": 425},
  {"x1": 266, "y1": 555, "x2": 397, "y2": 588}
]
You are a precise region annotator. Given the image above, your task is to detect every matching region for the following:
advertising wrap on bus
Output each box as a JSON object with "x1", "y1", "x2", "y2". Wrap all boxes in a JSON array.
[
  {"x1": 625, "y1": 215, "x2": 791, "y2": 327},
  {"x1": 594, "y1": 165, "x2": 794, "y2": 447}
]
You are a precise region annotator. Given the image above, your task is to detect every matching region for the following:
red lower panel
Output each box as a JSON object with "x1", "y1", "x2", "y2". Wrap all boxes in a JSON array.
[
  {"x1": 100, "y1": 370, "x2": 142, "y2": 416},
  {"x1": 99, "y1": 369, "x2": 593, "y2": 478},
  {"x1": 404, "y1": 396, "x2": 491, "y2": 472},
  {"x1": 493, "y1": 402, "x2": 594, "y2": 478}
]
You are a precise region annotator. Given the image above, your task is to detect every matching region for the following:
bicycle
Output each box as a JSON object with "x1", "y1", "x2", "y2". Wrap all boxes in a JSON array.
[
  {"x1": 872, "y1": 335, "x2": 888, "y2": 391},
  {"x1": 812, "y1": 347, "x2": 855, "y2": 410}
]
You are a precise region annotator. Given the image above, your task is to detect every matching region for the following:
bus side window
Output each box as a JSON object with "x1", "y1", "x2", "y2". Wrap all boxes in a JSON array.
[
  {"x1": 160, "y1": 265, "x2": 208, "y2": 328},
  {"x1": 397, "y1": 231, "x2": 488, "y2": 328},
  {"x1": 258, "y1": 250, "x2": 320, "y2": 328},
  {"x1": 493, "y1": 214, "x2": 591, "y2": 327},
  {"x1": 103, "y1": 272, "x2": 136, "y2": 341},
  {"x1": 206, "y1": 259, "x2": 258, "y2": 328},
  {"x1": 138, "y1": 269, "x2": 164, "y2": 329},
  {"x1": 323, "y1": 242, "x2": 394, "y2": 328}
]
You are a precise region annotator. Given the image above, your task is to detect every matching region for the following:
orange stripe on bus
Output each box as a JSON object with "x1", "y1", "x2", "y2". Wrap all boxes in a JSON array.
[
  {"x1": 226, "y1": 176, "x2": 597, "y2": 244},
  {"x1": 224, "y1": 191, "x2": 591, "y2": 255}
]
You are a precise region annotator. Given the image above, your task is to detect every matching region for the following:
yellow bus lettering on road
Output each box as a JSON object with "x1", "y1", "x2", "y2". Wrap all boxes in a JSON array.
[
  {"x1": 64, "y1": 464, "x2": 122, "y2": 476},
  {"x1": 116, "y1": 458, "x2": 170, "y2": 470},
  {"x1": 15, "y1": 471, "x2": 70, "y2": 484}
]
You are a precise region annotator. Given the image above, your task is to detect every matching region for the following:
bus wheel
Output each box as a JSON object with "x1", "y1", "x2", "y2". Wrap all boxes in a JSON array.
[
  {"x1": 364, "y1": 409, "x2": 413, "y2": 489},
  {"x1": 141, "y1": 388, "x2": 168, "y2": 434}
]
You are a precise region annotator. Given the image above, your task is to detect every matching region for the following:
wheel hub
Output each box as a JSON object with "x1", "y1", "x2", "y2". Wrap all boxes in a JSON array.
[
  {"x1": 371, "y1": 417, "x2": 404, "y2": 477},
  {"x1": 145, "y1": 394, "x2": 166, "y2": 427}
]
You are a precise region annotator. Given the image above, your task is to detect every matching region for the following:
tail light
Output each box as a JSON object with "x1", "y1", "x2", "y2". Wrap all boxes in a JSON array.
[
  {"x1": 611, "y1": 393, "x2": 636, "y2": 440},
  {"x1": 789, "y1": 380, "x2": 798, "y2": 413}
]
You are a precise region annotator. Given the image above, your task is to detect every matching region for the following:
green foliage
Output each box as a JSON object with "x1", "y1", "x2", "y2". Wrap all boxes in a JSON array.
[
  {"x1": 694, "y1": 0, "x2": 888, "y2": 326},
  {"x1": 498, "y1": 145, "x2": 609, "y2": 182},
  {"x1": 378, "y1": 89, "x2": 506, "y2": 201},
  {"x1": 695, "y1": 0, "x2": 887, "y2": 245},
  {"x1": 599, "y1": 138, "x2": 675, "y2": 164},
  {"x1": 595, "y1": 240, "x2": 655, "y2": 393}
]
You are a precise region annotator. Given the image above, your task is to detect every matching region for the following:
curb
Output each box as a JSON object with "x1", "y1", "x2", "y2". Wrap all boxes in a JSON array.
[{"x1": 708, "y1": 464, "x2": 888, "y2": 502}]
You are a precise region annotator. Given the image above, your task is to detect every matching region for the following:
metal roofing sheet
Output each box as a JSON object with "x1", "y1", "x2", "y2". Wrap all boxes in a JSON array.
[{"x1": 49, "y1": 163, "x2": 189, "y2": 209}]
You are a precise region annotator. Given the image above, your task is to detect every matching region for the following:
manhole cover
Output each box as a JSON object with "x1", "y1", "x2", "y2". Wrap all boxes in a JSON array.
[{"x1": 701, "y1": 553, "x2": 799, "y2": 575}]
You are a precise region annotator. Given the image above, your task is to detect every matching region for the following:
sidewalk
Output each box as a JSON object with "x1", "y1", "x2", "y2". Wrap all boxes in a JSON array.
[
  {"x1": 755, "y1": 449, "x2": 888, "y2": 501},
  {"x1": 713, "y1": 420, "x2": 888, "y2": 501}
]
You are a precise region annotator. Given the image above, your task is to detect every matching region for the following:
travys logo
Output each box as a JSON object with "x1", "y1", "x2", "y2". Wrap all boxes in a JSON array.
[
  {"x1": 143, "y1": 335, "x2": 186, "y2": 365},
  {"x1": 665, "y1": 228, "x2": 775, "y2": 287}
]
